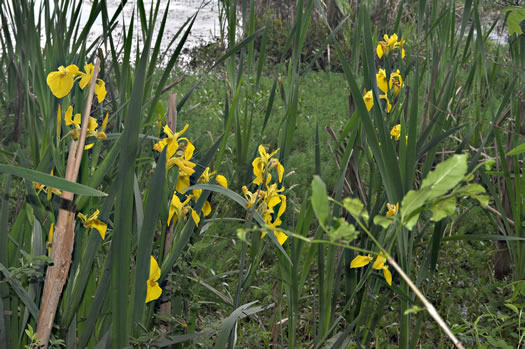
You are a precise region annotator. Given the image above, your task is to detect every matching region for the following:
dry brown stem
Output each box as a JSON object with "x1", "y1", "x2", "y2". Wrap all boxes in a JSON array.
[
  {"x1": 36, "y1": 58, "x2": 101, "y2": 348},
  {"x1": 160, "y1": 93, "x2": 178, "y2": 336},
  {"x1": 386, "y1": 253, "x2": 465, "y2": 349}
]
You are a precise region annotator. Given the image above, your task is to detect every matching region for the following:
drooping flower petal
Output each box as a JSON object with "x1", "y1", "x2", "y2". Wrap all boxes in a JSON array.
[
  {"x1": 202, "y1": 201, "x2": 212, "y2": 216},
  {"x1": 146, "y1": 256, "x2": 162, "y2": 303},
  {"x1": 190, "y1": 208, "x2": 200, "y2": 227},
  {"x1": 372, "y1": 254, "x2": 387, "y2": 270},
  {"x1": 216, "y1": 175, "x2": 228, "y2": 188},
  {"x1": 350, "y1": 255, "x2": 373, "y2": 268},
  {"x1": 383, "y1": 267, "x2": 392, "y2": 286},
  {"x1": 91, "y1": 218, "x2": 107, "y2": 240},
  {"x1": 377, "y1": 44, "x2": 384, "y2": 58},
  {"x1": 95, "y1": 80, "x2": 107, "y2": 103}
]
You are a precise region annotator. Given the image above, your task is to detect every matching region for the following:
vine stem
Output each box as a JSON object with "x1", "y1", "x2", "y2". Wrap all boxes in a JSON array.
[{"x1": 36, "y1": 57, "x2": 101, "y2": 349}]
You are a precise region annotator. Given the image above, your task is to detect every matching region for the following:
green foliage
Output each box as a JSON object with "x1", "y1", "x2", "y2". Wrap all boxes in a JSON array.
[
  {"x1": 504, "y1": 6, "x2": 525, "y2": 35},
  {"x1": 0, "y1": 0, "x2": 523, "y2": 348}
]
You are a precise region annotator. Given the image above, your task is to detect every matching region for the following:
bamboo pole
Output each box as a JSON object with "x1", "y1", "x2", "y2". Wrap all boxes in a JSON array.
[{"x1": 36, "y1": 58, "x2": 101, "y2": 348}]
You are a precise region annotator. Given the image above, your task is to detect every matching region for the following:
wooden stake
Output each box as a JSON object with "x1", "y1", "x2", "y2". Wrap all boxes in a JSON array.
[{"x1": 36, "y1": 58, "x2": 101, "y2": 348}]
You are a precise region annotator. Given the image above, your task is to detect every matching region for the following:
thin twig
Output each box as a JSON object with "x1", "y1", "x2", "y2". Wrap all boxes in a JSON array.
[{"x1": 386, "y1": 254, "x2": 465, "y2": 349}]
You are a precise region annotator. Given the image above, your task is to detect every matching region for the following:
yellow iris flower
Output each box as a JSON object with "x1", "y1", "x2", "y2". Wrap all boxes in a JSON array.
[
  {"x1": 242, "y1": 186, "x2": 264, "y2": 209},
  {"x1": 260, "y1": 185, "x2": 288, "y2": 245},
  {"x1": 376, "y1": 33, "x2": 405, "y2": 59},
  {"x1": 146, "y1": 256, "x2": 162, "y2": 303},
  {"x1": 252, "y1": 145, "x2": 284, "y2": 185},
  {"x1": 154, "y1": 124, "x2": 197, "y2": 192},
  {"x1": 386, "y1": 202, "x2": 399, "y2": 216},
  {"x1": 153, "y1": 124, "x2": 189, "y2": 159},
  {"x1": 168, "y1": 192, "x2": 200, "y2": 227},
  {"x1": 389, "y1": 70, "x2": 405, "y2": 96},
  {"x1": 77, "y1": 209, "x2": 107, "y2": 240},
  {"x1": 390, "y1": 124, "x2": 401, "y2": 141},
  {"x1": 62, "y1": 105, "x2": 105, "y2": 149},
  {"x1": 363, "y1": 89, "x2": 374, "y2": 111},
  {"x1": 350, "y1": 253, "x2": 392, "y2": 286}
]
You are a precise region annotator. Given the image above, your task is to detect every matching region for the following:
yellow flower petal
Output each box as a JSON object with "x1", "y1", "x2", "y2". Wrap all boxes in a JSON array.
[
  {"x1": 275, "y1": 230, "x2": 288, "y2": 245},
  {"x1": 146, "y1": 256, "x2": 162, "y2": 303},
  {"x1": 65, "y1": 64, "x2": 80, "y2": 75},
  {"x1": 149, "y1": 256, "x2": 161, "y2": 282},
  {"x1": 78, "y1": 63, "x2": 94, "y2": 89},
  {"x1": 47, "y1": 66, "x2": 75, "y2": 98},
  {"x1": 175, "y1": 175, "x2": 191, "y2": 193},
  {"x1": 91, "y1": 219, "x2": 107, "y2": 240},
  {"x1": 146, "y1": 281, "x2": 162, "y2": 303},
  {"x1": 363, "y1": 89, "x2": 374, "y2": 112},
  {"x1": 372, "y1": 255, "x2": 387, "y2": 270},
  {"x1": 377, "y1": 44, "x2": 384, "y2": 58},
  {"x1": 277, "y1": 162, "x2": 284, "y2": 183},
  {"x1": 216, "y1": 175, "x2": 228, "y2": 188},
  {"x1": 101, "y1": 113, "x2": 109, "y2": 131},
  {"x1": 168, "y1": 193, "x2": 182, "y2": 226},
  {"x1": 376, "y1": 69, "x2": 388, "y2": 94},
  {"x1": 64, "y1": 106, "x2": 74, "y2": 125},
  {"x1": 350, "y1": 255, "x2": 373, "y2": 268},
  {"x1": 383, "y1": 267, "x2": 392, "y2": 286},
  {"x1": 202, "y1": 201, "x2": 212, "y2": 216},
  {"x1": 191, "y1": 208, "x2": 200, "y2": 227},
  {"x1": 95, "y1": 80, "x2": 106, "y2": 103}
]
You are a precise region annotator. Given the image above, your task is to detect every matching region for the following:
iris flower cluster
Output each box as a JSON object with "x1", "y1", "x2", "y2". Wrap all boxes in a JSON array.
[
  {"x1": 363, "y1": 34, "x2": 406, "y2": 114},
  {"x1": 153, "y1": 124, "x2": 228, "y2": 228},
  {"x1": 242, "y1": 145, "x2": 288, "y2": 245}
]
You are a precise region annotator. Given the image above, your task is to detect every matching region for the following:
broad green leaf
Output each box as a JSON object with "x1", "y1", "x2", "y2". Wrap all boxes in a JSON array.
[
  {"x1": 507, "y1": 8, "x2": 525, "y2": 35},
  {"x1": 455, "y1": 183, "x2": 485, "y2": 196},
  {"x1": 401, "y1": 188, "x2": 432, "y2": 230},
  {"x1": 311, "y1": 176, "x2": 330, "y2": 228},
  {"x1": 373, "y1": 215, "x2": 394, "y2": 229},
  {"x1": 430, "y1": 196, "x2": 457, "y2": 222},
  {"x1": 402, "y1": 155, "x2": 468, "y2": 230},
  {"x1": 343, "y1": 197, "x2": 369, "y2": 223},
  {"x1": 327, "y1": 218, "x2": 358, "y2": 242},
  {"x1": 420, "y1": 154, "x2": 468, "y2": 197},
  {"x1": 0, "y1": 164, "x2": 106, "y2": 197},
  {"x1": 506, "y1": 142, "x2": 525, "y2": 156}
]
